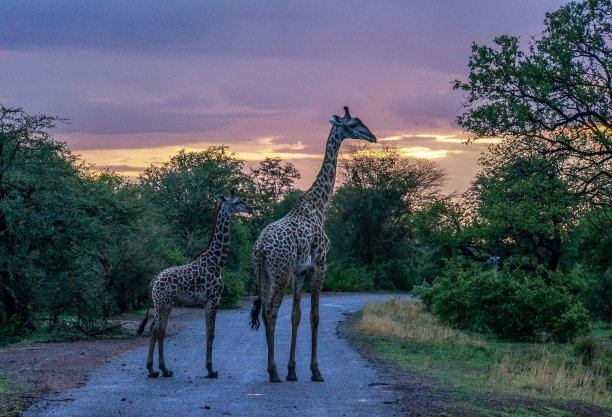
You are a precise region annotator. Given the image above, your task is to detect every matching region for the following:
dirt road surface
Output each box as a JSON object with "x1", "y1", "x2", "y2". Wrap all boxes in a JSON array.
[{"x1": 22, "y1": 293, "x2": 411, "y2": 417}]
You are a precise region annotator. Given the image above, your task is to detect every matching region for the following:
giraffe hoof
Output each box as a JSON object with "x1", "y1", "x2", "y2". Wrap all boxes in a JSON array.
[
  {"x1": 268, "y1": 371, "x2": 281, "y2": 383},
  {"x1": 311, "y1": 370, "x2": 324, "y2": 382},
  {"x1": 161, "y1": 369, "x2": 173, "y2": 377},
  {"x1": 147, "y1": 371, "x2": 160, "y2": 378},
  {"x1": 286, "y1": 368, "x2": 298, "y2": 381},
  {"x1": 206, "y1": 371, "x2": 218, "y2": 378}
]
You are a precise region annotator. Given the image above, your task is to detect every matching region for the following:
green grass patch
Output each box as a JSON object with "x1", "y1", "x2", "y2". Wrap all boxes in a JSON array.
[
  {"x1": 0, "y1": 375, "x2": 22, "y2": 396},
  {"x1": 357, "y1": 299, "x2": 612, "y2": 414},
  {"x1": 0, "y1": 374, "x2": 27, "y2": 417},
  {"x1": 0, "y1": 402, "x2": 25, "y2": 417}
]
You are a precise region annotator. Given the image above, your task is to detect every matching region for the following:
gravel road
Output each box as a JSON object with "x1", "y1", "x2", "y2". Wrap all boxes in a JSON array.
[{"x1": 23, "y1": 293, "x2": 410, "y2": 417}]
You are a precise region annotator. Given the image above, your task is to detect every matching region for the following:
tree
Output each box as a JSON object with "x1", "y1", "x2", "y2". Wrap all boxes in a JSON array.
[
  {"x1": 326, "y1": 145, "x2": 446, "y2": 290},
  {"x1": 251, "y1": 157, "x2": 301, "y2": 204},
  {"x1": 249, "y1": 157, "x2": 302, "y2": 234},
  {"x1": 0, "y1": 105, "x2": 79, "y2": 336},
  {"x1": 466, "y1": 142, "x2": 580, "y2": 271},
  {"x1": 454, "y1": 0, "x2": 612, "y2": 206},
  {"x1": 139, "y1": 146, "x2": 253, "y2": 257},
  {"x1": 0, "y1": 105, "x2": 187, "y2": 341},
  {"x1": 83, "y1": 170, "x2": 177, "y2": 313}
]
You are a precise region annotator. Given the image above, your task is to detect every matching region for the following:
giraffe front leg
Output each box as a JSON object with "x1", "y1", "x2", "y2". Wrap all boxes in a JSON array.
[
  {"x1": 204, "y1": 299, "x2": 218, "y2": 378},
  {"x1": 310, "y1": 265, "x2": 325, "y2": 382}
]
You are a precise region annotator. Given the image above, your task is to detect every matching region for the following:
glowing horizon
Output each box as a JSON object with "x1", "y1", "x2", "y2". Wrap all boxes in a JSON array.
[
  {"x1": 1, "y1": 1, "x2": 563, "y2": 192},
  {"x1": 74, "y1": 128, "x2": 494, "y2": 192}
]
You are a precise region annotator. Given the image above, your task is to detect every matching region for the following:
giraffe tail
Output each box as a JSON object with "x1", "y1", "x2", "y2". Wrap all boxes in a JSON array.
[
  {"x1": 136, "y1": 307, "x2": 150, "y2": 335},
  {"x1": 250, "y1": 297, "x2": 262, "y2": 331}
]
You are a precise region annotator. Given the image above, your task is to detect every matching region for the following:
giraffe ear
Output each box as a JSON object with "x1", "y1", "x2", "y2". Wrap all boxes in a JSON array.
[
  {"x1": 219, "y1": 195, "x2": 227, "y2": 203},
  {"x1": 329, "y1": 120, "x2": 334, "y2": 125}
]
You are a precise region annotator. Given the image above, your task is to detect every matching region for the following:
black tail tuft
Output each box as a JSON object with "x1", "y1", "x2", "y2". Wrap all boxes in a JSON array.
[
  {"x1": 136, "y1": 308, "x2": 150, "y2": 335},
  {"x1": 250, "y1": 297, "x2": 262, "y2": 331}
]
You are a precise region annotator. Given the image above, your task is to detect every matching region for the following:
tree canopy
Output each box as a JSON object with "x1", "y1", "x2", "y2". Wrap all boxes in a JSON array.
[
  {"x1": 454, "y1": 0, "x2": 612, "y2": 205},
  {"x1": 326, "y1": 145, "x2": 446, "y2": 290}
]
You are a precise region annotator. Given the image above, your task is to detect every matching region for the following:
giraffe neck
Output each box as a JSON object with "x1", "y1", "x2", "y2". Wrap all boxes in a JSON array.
[
  {"x1": 198, "y1": 203, "x2": 231, "y2": 270},
  {"x1": 302, "y1": 124, "x2": 344, "y2": 217}
]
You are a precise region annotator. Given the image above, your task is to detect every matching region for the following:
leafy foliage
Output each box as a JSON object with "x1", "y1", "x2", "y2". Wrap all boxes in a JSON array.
[
  {"x1": 0, "y1": 106, "x2": 177, "y2": 341},
  {"x1": 419, "y1": 260, "x2": 592, "y2": 341},
  {"x1": 467, "y1": 146, "x2": 579, "y2": 271},
  {"x1": 139, "y1": 146, "x2": 253, "y2": 257},
  {"x1": 326, "y1": 144, "x2": 446, "y2": 290},
  {"x1": 251, "y1": 156, "x2": 301, "y2": 205},
  {"x1": 323, "y1": 264, "x2": 374, "y2": 292},
  {"x1": 454, "y1": 0, "x2": 612, "y2": 206},
  {"x1": 414, "y1": 0, "x2": 612, "y2": 341}
]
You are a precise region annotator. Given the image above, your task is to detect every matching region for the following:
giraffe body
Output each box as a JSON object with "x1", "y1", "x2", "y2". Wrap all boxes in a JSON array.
[
  {"x1": 141, "y1": 193, "x2": 252, "y2": 378},
  {"x1": 250, "y1": 107, "x2": 376, "y2": 382}
]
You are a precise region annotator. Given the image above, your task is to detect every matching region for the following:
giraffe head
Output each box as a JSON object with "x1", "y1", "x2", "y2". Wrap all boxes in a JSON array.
[
  {"x1": 330, "y1": 106, "x2": 376, "y2": 143},
  {"x1": 220, "y1": 191, "x2": 253, "y2": 215}
]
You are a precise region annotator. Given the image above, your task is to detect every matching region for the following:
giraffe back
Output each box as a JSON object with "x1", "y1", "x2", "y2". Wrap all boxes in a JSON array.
[{"x1": 151, "y1": 257, "x2": 223, "y2": 307}]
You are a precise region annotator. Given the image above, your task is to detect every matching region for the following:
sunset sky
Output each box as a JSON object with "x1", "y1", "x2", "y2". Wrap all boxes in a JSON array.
[{"x1": 0, "y1": 1, "x2": 568, "y2": 192}]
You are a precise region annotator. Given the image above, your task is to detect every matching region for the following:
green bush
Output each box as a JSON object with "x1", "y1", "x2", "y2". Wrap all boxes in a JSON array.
[
  {"x1": 324, "y1": 264, "x2": 374, "y2": 292},
  {"x1": 372, "y1": 259, "x2": 418, "y2": 291},
  {"x1": 588, "y1": 268, "x2": 612, "y2": 322},
  {"x1": 551, "y1": 303, "x2": 591, "y2": 343},
  {"x1": 219, "y1": 270, "x2": 246, "y2": 309},
  {"x1": 419, "y1": 259, "x2": 591, "y2": 341}
]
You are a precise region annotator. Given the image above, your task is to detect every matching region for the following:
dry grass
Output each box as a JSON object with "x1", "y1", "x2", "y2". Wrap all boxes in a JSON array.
[
  {"x1": 357, "y1": 298, "x2": 612, "y2": 408},
  {"x1": 490, "y1": 346, "x2": 612, "y2": 405},
  {"x1": 358, "y1": 298, "x2": 484, "y2": 347}
]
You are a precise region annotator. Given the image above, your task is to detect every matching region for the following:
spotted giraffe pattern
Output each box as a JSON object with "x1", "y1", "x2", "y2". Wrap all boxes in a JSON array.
[
  {"x1": 250, "y1": 107, "x2": 376, "y2": 382},
  {"x1": 144, "y1": 193, "x2": 252, "y2": 378}
]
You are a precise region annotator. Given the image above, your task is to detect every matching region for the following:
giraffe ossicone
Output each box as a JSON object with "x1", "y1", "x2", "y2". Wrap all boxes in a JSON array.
[
  {"x1": 250, "y1": 106, "x2": 376, "y2": 382},
  {"x1": 138, "y1": 192, "x2": 252, "y2": 379}
]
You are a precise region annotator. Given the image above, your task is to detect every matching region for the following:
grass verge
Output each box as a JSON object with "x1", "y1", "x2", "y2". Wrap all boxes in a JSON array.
[
  {"x1": 0, "y1": 374, "x2": 27, "y2": 417},
  {"x1": 357, "y1": 299, "x2": 612, "y2": 416}
]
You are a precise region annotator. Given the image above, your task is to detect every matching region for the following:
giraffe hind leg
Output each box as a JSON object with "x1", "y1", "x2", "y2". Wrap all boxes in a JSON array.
[
  {"x1": 146, "y1": 331, "x2": 159, "y2": 378},
  {"x1": 204, "y1": 299, "x2": 219, "y2": 378},
  {"x1": 263, "y1": 284, "x2": 284, "y2": 383},
  {"x1": 310, "y1": 266, "x2": 325, "y2": 382},
  {"x1": 157, "y1": 328, "x2": 173, "y2": 377},
  {"x1": 286, "y1": 272, "x2": 305, "y2": 381}
]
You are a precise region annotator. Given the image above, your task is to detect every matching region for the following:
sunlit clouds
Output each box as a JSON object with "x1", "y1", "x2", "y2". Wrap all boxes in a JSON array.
[
  {"x1": 78, "y1": 138, "x2": 320, "y2": 180},
  {"x1": 0, "y1": 1, "x2": 567, "y2": 192},
  {"x1": 398, "y1": 147, "x2": 463, "y2": 159}
]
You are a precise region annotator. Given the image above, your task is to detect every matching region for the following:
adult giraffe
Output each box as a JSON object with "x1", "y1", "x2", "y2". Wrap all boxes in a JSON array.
[
  {"x1": 138, "y1": 192, "x2": 252, "y2": 378},
  {"x1": 250, "y1": 106, "x2": 376, "y2": 382}
]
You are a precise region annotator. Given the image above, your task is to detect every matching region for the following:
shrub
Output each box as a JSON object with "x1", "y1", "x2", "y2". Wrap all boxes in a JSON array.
[
  {"x1": 372, "y1": 259, "x2": 416, "y2": 291},
  {"x1": 573, "y1": 336, "x2": 599, "y2": 366},
  {"x1": 588, "y1": 268, "x2": 612, "y2": 322},
  {"x1": 420, "y1": 259, "x2": 591, "y2": 341},
  {"x1": 551, "y1": 303, "x2": 591, "y2": 343},
  {"x1": 219, "y1": 270, "x2": 246, "y2": 309},
  {"x1": 324, "y1": 264, "x2": 374, "y2": 292}
]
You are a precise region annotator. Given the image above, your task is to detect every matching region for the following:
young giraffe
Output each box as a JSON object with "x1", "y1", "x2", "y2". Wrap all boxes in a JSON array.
[
  {"x1": 138, "y1": 192, "x2": 252, "y2": 378},
  {"x1": 250, "y1": 106, "x2": 376, "y2": 382}
]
